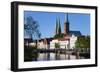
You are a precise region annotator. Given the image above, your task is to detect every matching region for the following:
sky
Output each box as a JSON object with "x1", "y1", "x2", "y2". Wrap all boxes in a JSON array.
[{"x1": 24, "y1": 11, "x2": 90, "y2": 39}]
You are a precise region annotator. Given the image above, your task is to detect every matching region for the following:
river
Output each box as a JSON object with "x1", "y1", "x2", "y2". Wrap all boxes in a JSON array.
[{"x1": 32, "y1": 52, "x2": 85, "y2": 61}]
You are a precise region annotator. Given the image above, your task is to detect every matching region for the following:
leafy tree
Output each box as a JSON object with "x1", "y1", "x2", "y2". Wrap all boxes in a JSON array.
[
  {"x1": 85, "y1": 36, "x2": 90, "y2": 48},
  {"x1": 55, "y1": 43, "x2": 60, "y2": 48},
  {"x1": 24, "y1": 16, "x2": 41, "y2": 39},
  {"x1": 75, "y1": 36, "x2": 90, "y2": 51},
  {"x1": 24, "y1": 45, "x2": 38, "y2": 61},
  {"x1": 54, "y1": 34, "x2": 64, "y2": 39},
  {"x1": 54, "y1": 43, "x2": 60, "y2": 60}
]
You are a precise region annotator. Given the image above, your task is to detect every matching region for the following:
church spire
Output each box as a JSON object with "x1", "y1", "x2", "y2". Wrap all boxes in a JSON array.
[
  {"x1": 65, "y1": 13, "x2": 69, "y2": 23},
  {"x1": 55, "y1": 18, "x2": 58, "y2": 35},
  {"x1": 55, "y1": 17, "x2": 62, "y2": 35},
  {"x1": 64, "y1": 13, "x2": 69, "y2": 35},
  {"x1": 67, "y1": 13, "x2": 69, "y2": 23},
  {"x1": 58, "y1": 17, "x2": 61, "y2": 34}
]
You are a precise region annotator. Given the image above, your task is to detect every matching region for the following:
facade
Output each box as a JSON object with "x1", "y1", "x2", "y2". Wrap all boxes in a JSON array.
[
  {"x1": 50, "y1": 38, "x2": 69, "y2": 49},
  {"x1": 50, "y1": 35, "x2": 77, "y2": 49}
]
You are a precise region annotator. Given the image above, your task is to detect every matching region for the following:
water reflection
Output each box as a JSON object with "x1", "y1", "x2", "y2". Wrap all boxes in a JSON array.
[
  {"x1": 32, "y1": 52, "x2": 83, "y2": 61},
  {"x1": 24, "y1": 46, "x2": 90, "y2": 62}
]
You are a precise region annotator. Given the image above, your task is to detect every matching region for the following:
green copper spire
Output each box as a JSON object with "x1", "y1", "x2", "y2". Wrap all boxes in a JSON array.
[
  {"x1": 58, "y1": 17, "x2": 61, "y2": 34},
  {"x1": 55, "y1": 17, "x2": 62, "y2": 35},
  {"x1": 55, "y1": 18, "x2": 58, "y2": 35}
]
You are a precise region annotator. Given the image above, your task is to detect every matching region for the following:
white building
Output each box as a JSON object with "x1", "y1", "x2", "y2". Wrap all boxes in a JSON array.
[{"x1": 50, "y1": 35, "x2": 77, "y2": 49}]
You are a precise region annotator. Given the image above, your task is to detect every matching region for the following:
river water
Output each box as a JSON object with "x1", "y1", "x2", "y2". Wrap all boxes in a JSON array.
[{"x1": 32, "y1": 53, "x2": 84, "y2": 61}]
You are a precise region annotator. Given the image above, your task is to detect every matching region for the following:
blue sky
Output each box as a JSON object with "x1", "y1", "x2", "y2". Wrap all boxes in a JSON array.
[{"x1": 24, "y1": 11, "x2": 90, "y2": 39}]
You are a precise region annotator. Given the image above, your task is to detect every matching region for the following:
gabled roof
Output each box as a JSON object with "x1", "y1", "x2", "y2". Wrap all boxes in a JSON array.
[
  {"x1": 24, "y1": 38, "x2": 33, "y2": 43},
  {"x1": 69, "y1": 31, "x2": 81, "y2": 36}
]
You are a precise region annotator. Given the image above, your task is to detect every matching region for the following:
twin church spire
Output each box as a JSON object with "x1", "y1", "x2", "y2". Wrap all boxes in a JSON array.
[
  {"x1": 55, "y1": 17, "x2": 61, "y2": 35},
  {"x1": 55, "y1": 14, "x2": 69, "y2": 35}
]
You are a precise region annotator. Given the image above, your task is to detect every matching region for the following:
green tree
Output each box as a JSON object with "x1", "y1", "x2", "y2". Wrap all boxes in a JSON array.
[
  {"x1": 54, "y1": 43, "x2": 60, "y2": 60},
  {"x1": 54, "y1": 34, "x2": 64, "y2": 39},
  {"x1": 55, "y1": 43, "x2": 60, "y2": 48},
  {"x1": 24, "y1": 45, "x2": 38, "y2": 61},
  {"x1": 75, "y1": 36, "x2": 90, "y2": 51},
  {"x1": 85, "y1": 36, "x2": 90, "y2": 49}
]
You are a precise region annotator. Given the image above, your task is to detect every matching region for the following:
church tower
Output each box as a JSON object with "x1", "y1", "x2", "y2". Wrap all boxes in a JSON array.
[
  {"x1": 58, "y1": 17, "x2": 61, "y2": 34},
  {"x1": 55, "y1": 18, "x2": 58, "y2": 35},
  {"x1": 64, "y1": 14, "x2": 69, "y2": 35},
  {"x1": 55, "y1": 17, "x2": 61, "y2": 35}
]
